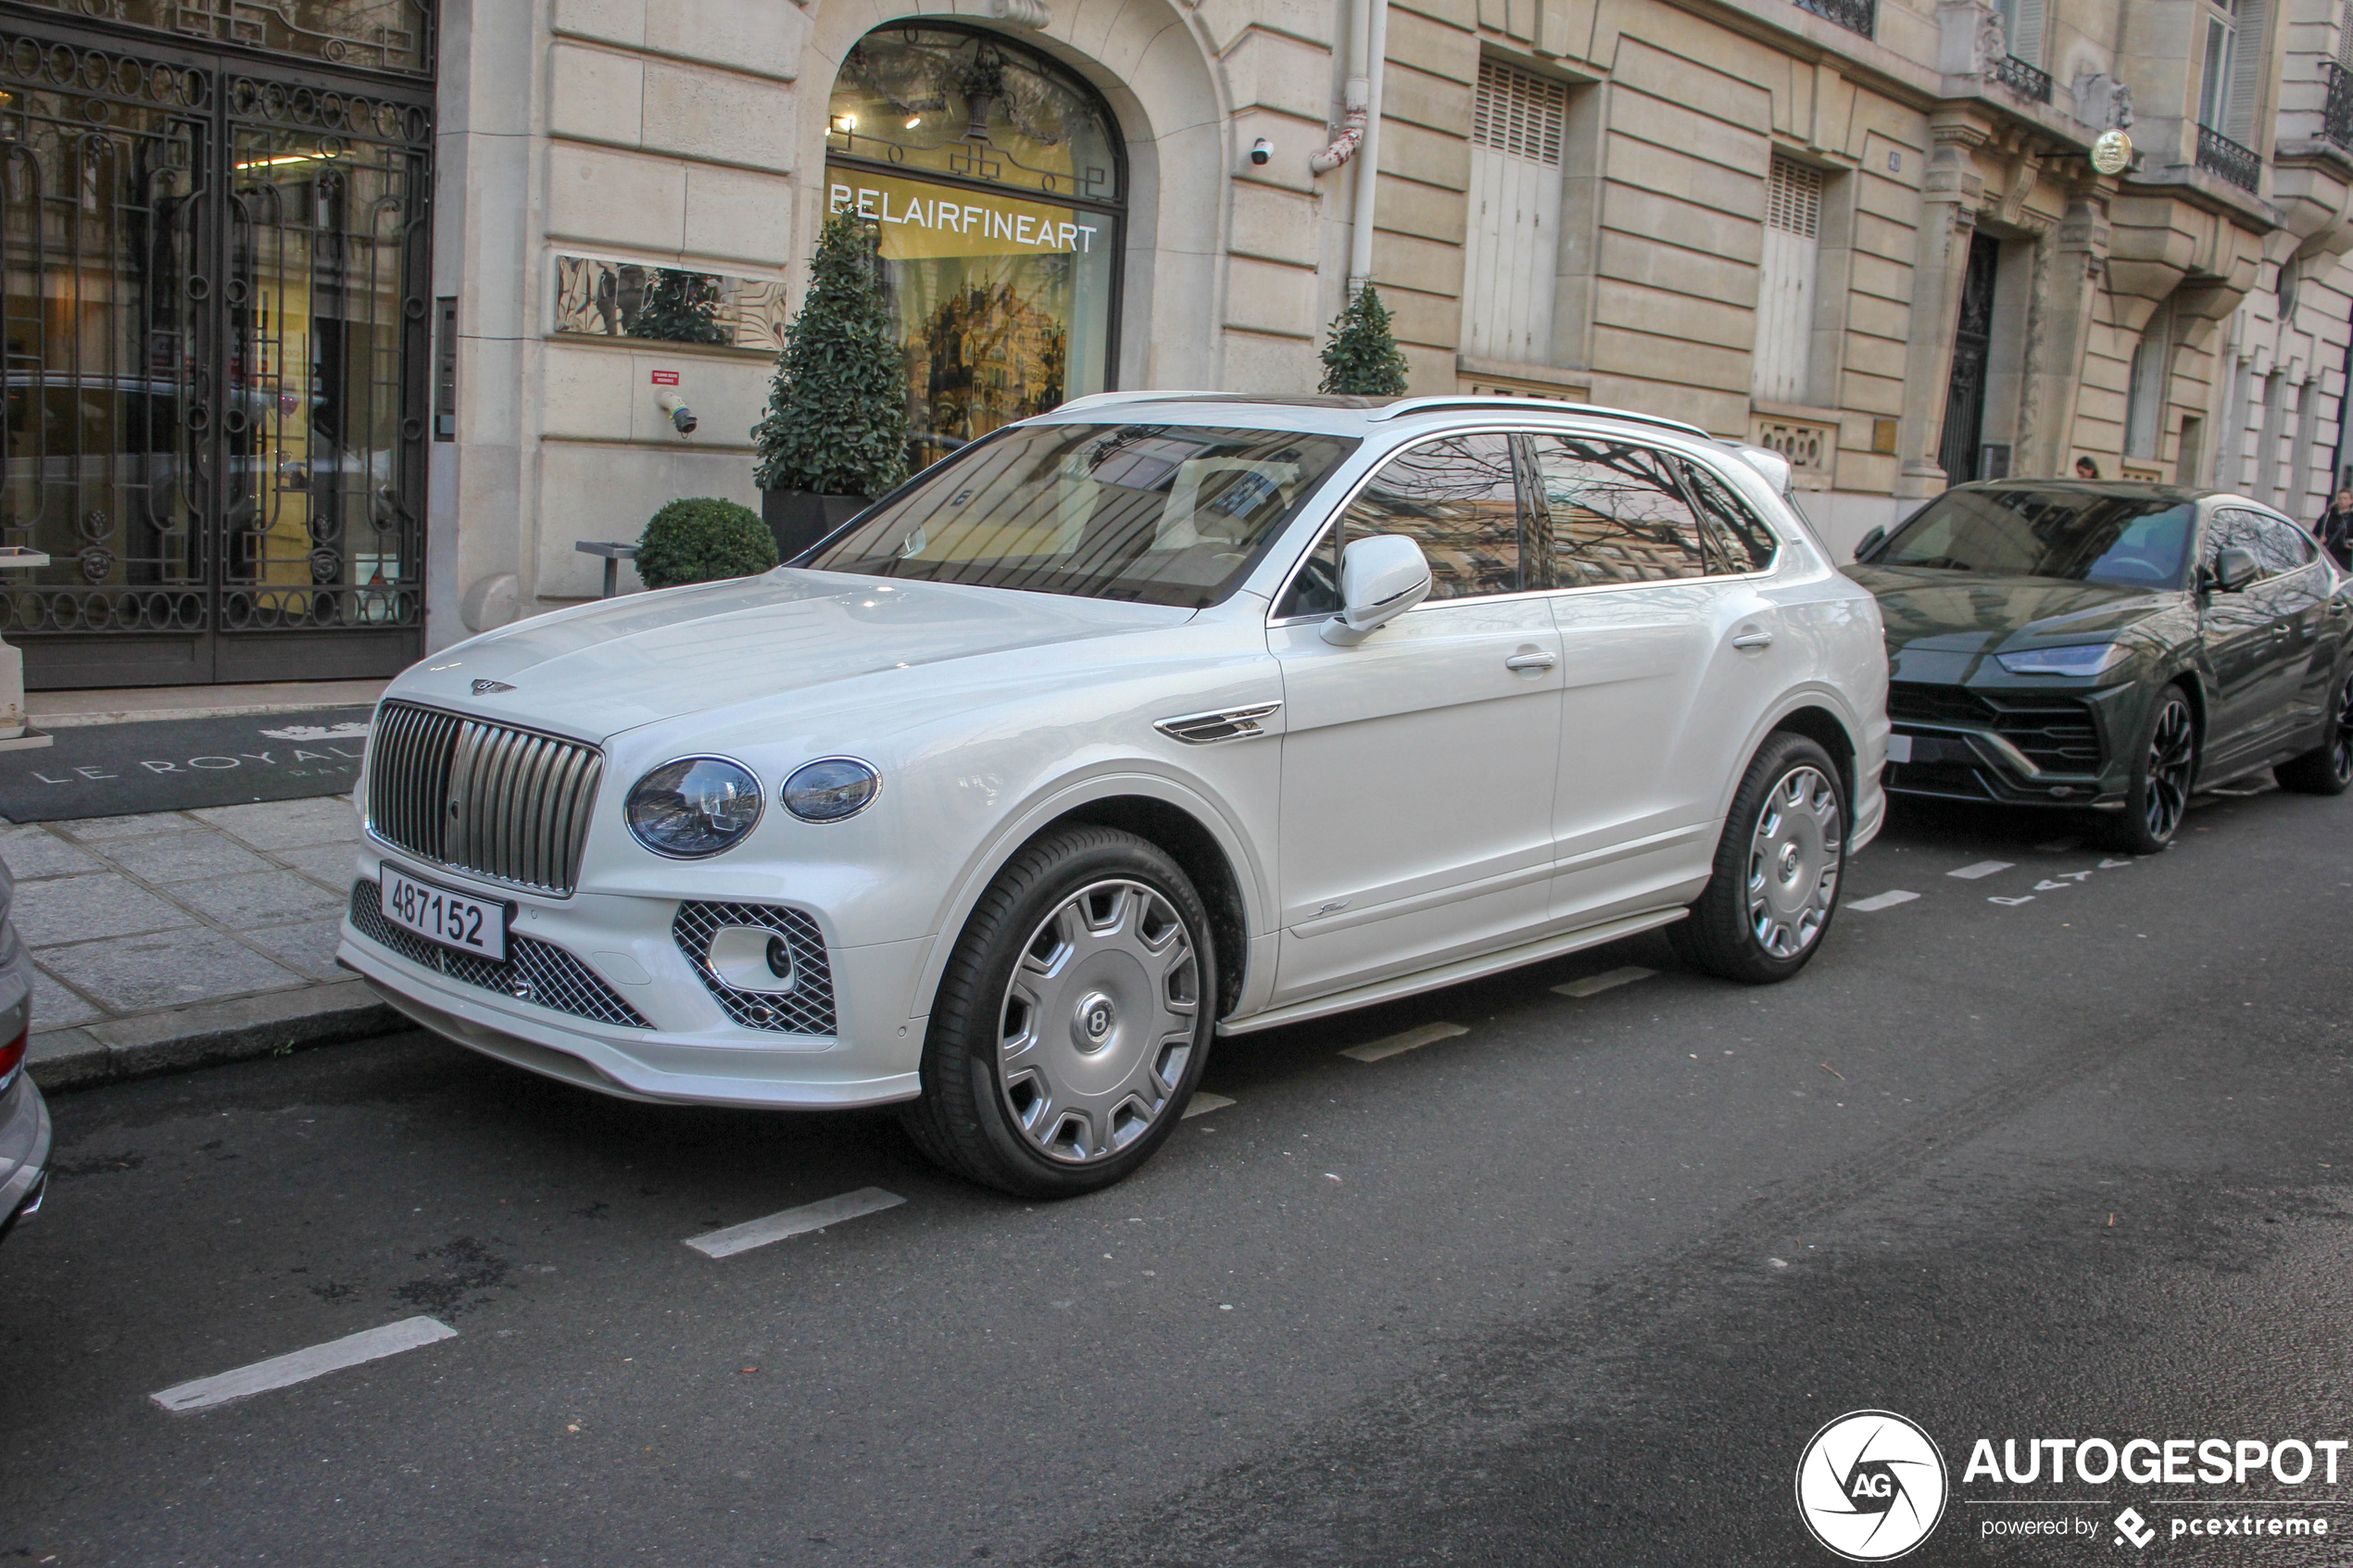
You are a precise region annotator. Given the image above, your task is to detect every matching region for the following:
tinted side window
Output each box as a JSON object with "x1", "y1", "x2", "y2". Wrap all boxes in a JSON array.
[
  {"x1": 2249, "y1": 512, "x2": 2318, "y2": 575},
  {"x1": 2205, "y1": 508, "x2": 2263, "y2": 571},
  {"x1": 1529, "y1": 435, "x2": 1708, "y2": 585},
  {"x1": 1340, "y1": 433, "x2": 1521, "y2": 599},
  {"x1": 1679, "y1": 460, "x2": 1781, "y2": 572}
]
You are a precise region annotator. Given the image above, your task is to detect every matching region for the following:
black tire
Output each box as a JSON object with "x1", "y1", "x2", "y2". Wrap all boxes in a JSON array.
[
  {"x1": 1670, "y1": 733, "x2": 1847, "y2": 985},
  {"x1": 2092, "y1": 686, "x2": 2196, "y2": 853},
  {"x1": 899, "y1": 825, "x2": 1215, "y2": 1198},
  {"x1": 2276, "y1": 666, "x2": 2353, "y2": 796}
]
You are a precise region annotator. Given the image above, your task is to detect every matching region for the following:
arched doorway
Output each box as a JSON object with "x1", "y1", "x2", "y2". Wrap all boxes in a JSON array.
[{"x1": 826, "y1": 24, "x2": 1124, "y2": 466}]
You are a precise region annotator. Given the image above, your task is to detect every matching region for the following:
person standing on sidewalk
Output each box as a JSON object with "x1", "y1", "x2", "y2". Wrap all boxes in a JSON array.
[{"x1": 2315, "y1": 488, "x2": 2353, "y2": 571}]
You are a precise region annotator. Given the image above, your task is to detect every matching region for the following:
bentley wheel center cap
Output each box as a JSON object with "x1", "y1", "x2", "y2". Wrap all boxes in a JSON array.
[{"x1": 1073, "y1": 991, "x2": 1118, "y2": 1050}]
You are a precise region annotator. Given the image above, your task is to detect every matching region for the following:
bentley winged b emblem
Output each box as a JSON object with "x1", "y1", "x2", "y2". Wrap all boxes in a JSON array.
[{"x1": 472, "y1": 678, "x2": 516, "y2": 695}]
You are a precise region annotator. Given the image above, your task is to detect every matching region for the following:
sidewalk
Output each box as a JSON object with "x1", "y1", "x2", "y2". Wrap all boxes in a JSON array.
[{"x1": 9, "y1": 681, "x2": 398, "y2": 1090}]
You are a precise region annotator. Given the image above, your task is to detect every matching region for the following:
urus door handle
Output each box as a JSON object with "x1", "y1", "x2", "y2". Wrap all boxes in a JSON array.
[
  {"x1": 1730, "y1": 630, "x2": 1774, "y2": 650},
  {"x1": 1504, "y1": 651, "x2": 1558, "y2": 671}
]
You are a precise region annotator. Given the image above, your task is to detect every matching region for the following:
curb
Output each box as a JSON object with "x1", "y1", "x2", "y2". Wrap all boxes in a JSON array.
[{"x1": 27, "y1": 979, "x2": 403, "y2": 1092}]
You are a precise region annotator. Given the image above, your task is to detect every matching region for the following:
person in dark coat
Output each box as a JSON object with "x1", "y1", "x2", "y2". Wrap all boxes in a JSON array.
[
  {"x1": 2075, "y1": 456, "x2": 2101, "y2": 480},
  {"x1": 2317, "y1": 489, "x2": 2353, "y2": 571}
]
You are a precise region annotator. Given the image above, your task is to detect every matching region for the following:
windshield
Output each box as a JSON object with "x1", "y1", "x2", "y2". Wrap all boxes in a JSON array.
[
  {"x1": 806, "y1": 422, "x2": 1359, "y2": 608},
  {"x1": 1870, "y1": 488, "x2": 2195, "y2": 587}
]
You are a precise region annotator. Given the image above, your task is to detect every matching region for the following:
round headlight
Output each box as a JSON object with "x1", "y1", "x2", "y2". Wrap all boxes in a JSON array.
[
  {"x1": 783, "y1": 757, "x2": 880, "y2": 822},
  {"x1": 625, "y1": 757, "x2": 763, "y2": 858}
]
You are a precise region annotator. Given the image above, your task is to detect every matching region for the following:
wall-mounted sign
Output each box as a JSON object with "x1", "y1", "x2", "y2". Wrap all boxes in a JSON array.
[
  {"x1": 650, "y1": 370, "x2": 680, "y2": 385},
  {"x1": 2090, "y1": 129, "x2": 2133, "y2": 176}
]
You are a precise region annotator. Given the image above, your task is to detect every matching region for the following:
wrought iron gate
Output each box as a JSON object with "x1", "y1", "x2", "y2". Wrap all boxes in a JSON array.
[
  {"x1": 0, "y1": 19, "x2": 430, "y2": 687},
  {"x1": 1937, "y1": 232, "x2": 2000, "y2": 488}
]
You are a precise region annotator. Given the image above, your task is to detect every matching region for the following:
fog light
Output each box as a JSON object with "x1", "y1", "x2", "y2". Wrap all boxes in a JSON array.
[{"x1": 708, "y1": 924, "x2": 798, "y2": 994}]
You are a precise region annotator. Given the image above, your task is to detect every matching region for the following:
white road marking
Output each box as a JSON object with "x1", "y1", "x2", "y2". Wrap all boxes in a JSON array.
[
  {"x1": 151, "y1": 1316, "x2": 455, "y2": 1413},
  {"x1": 684, "y1": 1187, "x2": 905, "y2": 1260},
  {"x1": 1182, "y1": 1092, "x2": 1236, "y2": 1119},
  {"x1": 1847, "y1": 890, "x2": 1920, "y2": 912},
  {"x1": 1340, "y1": 1022, "x2": 1468, "y2": 1062},
  {"x1": 2098, "y1": 857, "x2": 2134, "y2": 869},
  {"x1": 1988, "y1": 895, "x2": 2034, "y2": 906},
  {"x1": 1948, "y1": 860, "x2": 2014, "y2": 880},
  {"x1": 1552, "y1": 965, "x2": 1656, "y2": 998}
]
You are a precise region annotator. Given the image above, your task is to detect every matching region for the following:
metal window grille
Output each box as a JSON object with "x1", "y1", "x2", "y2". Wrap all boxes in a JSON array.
[
  {"x1": 673, "y1": 902, "x2": 838, "y2": 1036},
  {"x1": 2196, "y1": 123, "x2": 2261, "y2": 191},
  {"x1": 1793, "y1": 0, "x2": 1876, "y2": 39},
  {"x1": 348, "y1": 881, "x2": 650, "y2": 1028}
]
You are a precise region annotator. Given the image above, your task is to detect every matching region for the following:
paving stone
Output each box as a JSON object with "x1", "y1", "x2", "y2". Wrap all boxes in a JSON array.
[
  {"x1": 167, "y1": 869, "x2": 346, "y2": 927},
  {"x1": 275, "y1": 842, "x2": 365, "y2": 892},
  {"x1": 31, "y1": 969, "x2": 102, "y2": 1028},
  {"x1": 101, "y1": 831, "x2": 275, "y2": 884},
  {"x1": 245, "y1": 917, "x2": 347, "y2": 982},
  {"x1": 39, "y1": 926, "x2": 303, "y2": 1012},
  {"x1": 14, "y1": 872, "x2": 197, "y2": 946},
  {"x1": 0, "y1": 824, "x2": 104, "y2": 880},
  {"x1": 192, "y1": 795, "x2": 359, "y2": 850},
  {"x1": 52, "y1": 809, "x2": 199, "y2": 842}
]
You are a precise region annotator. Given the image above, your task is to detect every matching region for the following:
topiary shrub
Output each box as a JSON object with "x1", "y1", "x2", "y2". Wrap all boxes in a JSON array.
[
  {"x1": 1318, "y1": 282, "x2": 1410, "y2": 397},
  {"x1": 635, "y1": 497, "x2": 779, "y2": 589},
  {"x1": 752, "y1": 211, "x2": 911, "y2": 497}
]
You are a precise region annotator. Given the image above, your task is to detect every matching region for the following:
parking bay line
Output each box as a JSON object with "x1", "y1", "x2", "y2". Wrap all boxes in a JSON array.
[
  {"x1": 1947, "y1": 860, "x2": 2014, "y2": 880},
  {"x1": 685, "y1": 1186, "x2": 905, "y2": 1260},
  {"x1": 151, "y1": 1316, "x2": 456, "y2": 1414},
  {"x1": 1848, "y1": 890, "x2": 1920, "y2": 912},
  {"x1": 1553, "y1": 965, "x2": 1656, "y2": 998},
  {"x1": 1340, "y1": 1022, "x2": 1469, "y2": 1062},
  {"x1": 1182, "y1": 1092, "x2": 1237, "y2": 1119}
]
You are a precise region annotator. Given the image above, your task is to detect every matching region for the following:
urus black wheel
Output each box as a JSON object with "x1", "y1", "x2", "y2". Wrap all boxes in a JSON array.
[
  {"x1": 2276, "y1": 668, "x2": 2353, "y2": 797},
  {"x1": 2095, "y1": 688, "x2": 2196, "y2": 853}
]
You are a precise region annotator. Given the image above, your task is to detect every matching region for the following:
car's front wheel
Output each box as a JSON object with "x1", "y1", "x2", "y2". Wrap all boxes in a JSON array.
[
  {"x1": 1671, "y1": 732, "x2": 1846, "y2": 985},
  {"x1": 2094, "y1": 686, "x2": 2196, "y2": 853},
  {"x1": 900, "y1": 825, "x2": 1214, "y2": 1198},
  {"x1": 2275, "y1": 667, "x2": 2353, "y2": 796}
]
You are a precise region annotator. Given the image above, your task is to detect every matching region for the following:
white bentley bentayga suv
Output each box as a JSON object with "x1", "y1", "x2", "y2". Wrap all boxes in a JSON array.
[{"x1": 342, "y1": 395, "x2": 1890, "y2": 1195}]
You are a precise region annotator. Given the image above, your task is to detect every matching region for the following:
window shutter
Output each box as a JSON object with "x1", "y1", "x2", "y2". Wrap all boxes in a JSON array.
[
  {"x1": 2226, "y1": 0, "x2": 2268, "y2": 145},
  {"x1": 2007, "y1": 0, "x2": 2045, "y2": 65},
  {"x1": 1755, "y1": 157, "x2": 1822, "y2": 404},
  {"x1": 1462, "y1": 61, "x2": 1570, "y2": 364},
  {"x1": 2339, "y1": 0, "x2": 2352, "y2": 69}
]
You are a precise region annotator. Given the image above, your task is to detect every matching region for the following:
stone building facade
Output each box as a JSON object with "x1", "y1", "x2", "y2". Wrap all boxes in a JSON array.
[{"x1": 4, "y1": 0, "x2": 2352, "y2": 682}]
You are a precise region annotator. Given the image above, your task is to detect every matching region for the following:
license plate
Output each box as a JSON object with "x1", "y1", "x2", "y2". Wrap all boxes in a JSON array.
[
  {"x1": 1885, "y1": 733, "x2": 1914, "y2": 764},
  {"x1": 379, "y1": 863, "x2": 509, "y2": 963}
]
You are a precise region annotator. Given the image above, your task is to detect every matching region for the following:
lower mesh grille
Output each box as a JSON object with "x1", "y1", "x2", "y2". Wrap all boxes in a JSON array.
[
  {"x1": 349, "y1": 880, "x2": 650, "y2": 1029},
  {"x1": 1889, "y1": 683, "x2": 2103, "y2": 773},
  {"x1": 673, "y1": 901, "x2": 837, "y2": 1035}
]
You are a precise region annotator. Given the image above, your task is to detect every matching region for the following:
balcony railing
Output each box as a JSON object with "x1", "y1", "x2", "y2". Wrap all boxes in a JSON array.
[
  {"x1": 2326, "y1": 60, "x2": 2353, "y2": 152},
  {"x1": 2196, "y1": 123, "x2": 2261, "y2": 191},
  {"x1": 1994, "y1": 54, "x2": 2053, "y2": 104},
  {"x1": 1793, "y1": 0, "x2": 1874, "y2": 39}
]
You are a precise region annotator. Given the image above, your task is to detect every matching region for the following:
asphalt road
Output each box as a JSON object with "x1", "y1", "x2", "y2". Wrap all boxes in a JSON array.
[{"x1": 6, "y1": 782, "x2": 2353, "y2": 1566}]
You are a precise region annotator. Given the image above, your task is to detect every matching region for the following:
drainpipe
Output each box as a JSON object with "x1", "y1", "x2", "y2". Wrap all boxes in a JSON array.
[
  {"x1": 1347, "y1": 0, "x2": 1390, "y2": 292},
  {"x1": 1310, "y1": 0, "x2": 1371, "y2": 175}
]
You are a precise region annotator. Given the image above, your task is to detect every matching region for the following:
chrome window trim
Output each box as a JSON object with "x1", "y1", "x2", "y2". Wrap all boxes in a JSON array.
[{"x1": 1260, "y1": 421, "x2": 1790, "y2": 628}]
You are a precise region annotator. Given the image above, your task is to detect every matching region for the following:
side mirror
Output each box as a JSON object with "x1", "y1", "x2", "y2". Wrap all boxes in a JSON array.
[
  {"x1": 2208, "y1": 546, "x2": 2259, "y2": 594},
  {"x1": 1854, "y1": 525, "x2": 1886, "y2": 563},
  {"x1": 1321, "y1": 533, "x2": 1433, "y2": 646}
]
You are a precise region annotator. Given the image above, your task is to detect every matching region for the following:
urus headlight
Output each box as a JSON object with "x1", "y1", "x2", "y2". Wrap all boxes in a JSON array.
[
  {"x1": 626, "y1": 757, "x2": 763, "y2": 857},
  {"x1": 783, "y1": 758, "x2": 880, "y2": 822},
  {"x1": 1996, "y1": 643, "x2": 2133, "y2": 677}
]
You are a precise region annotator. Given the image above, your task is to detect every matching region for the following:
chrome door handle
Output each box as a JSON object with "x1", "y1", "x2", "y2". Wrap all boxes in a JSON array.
[
  {"x1": 1730, "y1": 631, "x2": 1774, "y2": 650},
  {"x1": 1504, "y1": 651, "x2": 1557, "y2": 671}
]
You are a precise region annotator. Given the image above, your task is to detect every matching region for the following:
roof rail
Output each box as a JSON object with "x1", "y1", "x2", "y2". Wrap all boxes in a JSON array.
[
  {"x1": 1050, "y1": 390, "x2": 1225, "y2": 413},
  {"x1": 1365, "y1": 395, "x2": 1712, "y2": 441}
]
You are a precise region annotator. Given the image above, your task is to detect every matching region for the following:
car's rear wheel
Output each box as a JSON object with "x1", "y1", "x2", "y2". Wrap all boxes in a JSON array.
[
  {"x1": 2275, "y1": 668, "x2": 2353, "y2": 796},
  {"x1": 1671, "y1": 733, "x2": 1845, "y2": 985},
  {"x1": 900, "y1": 825, "x2": 1214, "y2": 1198},
  {"x1": 2093, "y1": 687, "x2": 2196, "y2": 853}
]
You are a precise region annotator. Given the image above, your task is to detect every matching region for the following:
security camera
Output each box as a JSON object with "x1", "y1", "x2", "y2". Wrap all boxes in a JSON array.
[
  {"x1": 656, "y1": 390, "x2": 697, "y2": 436},
  {"x1": 1250, "y1": 136, "x2": 1272, "y2": 166}
]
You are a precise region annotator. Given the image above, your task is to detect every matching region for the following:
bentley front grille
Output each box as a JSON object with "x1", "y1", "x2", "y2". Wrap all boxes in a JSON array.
[
  {"x1": 673, "y1": 901, "x2": 838, "y2": 1036},
  {"x1": 366, "y1": 700, "x2": 604, "y2": 896},
  {"x1": 349, "y1": 880, "x2": 649, "y2": 1029}
]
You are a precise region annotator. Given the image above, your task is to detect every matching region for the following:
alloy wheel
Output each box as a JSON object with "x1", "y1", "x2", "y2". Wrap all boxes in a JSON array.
[
  {"x1": 997, "y1": 878, "x2": 1201, "y2": 1164},
  {"x1": 2331, "y1": 673, "x2": 2353, "y2": 785},
  {"x1": 2144, "y1": 699, "x2": 2196, "y2": 843},
  {"x1": 1744, "y1": 765, "x2": 1843, "y2": 960}
]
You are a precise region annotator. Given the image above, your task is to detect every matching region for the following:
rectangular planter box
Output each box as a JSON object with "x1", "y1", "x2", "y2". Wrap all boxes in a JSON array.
[{"x1": 762, "y1": 491, "x2": 870, "y2": 563}]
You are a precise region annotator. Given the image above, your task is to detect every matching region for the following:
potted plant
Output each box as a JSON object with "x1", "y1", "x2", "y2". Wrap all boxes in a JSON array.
[
  {"x1": 752, "y1": 211, "x2": 910, "y2": 559},
  {"x1": 1318, "y1": 282, "x2": 1410, "y2": 396},
  {"x1": 635, "y1": 497, "x2": 779, "y2": 589}
]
